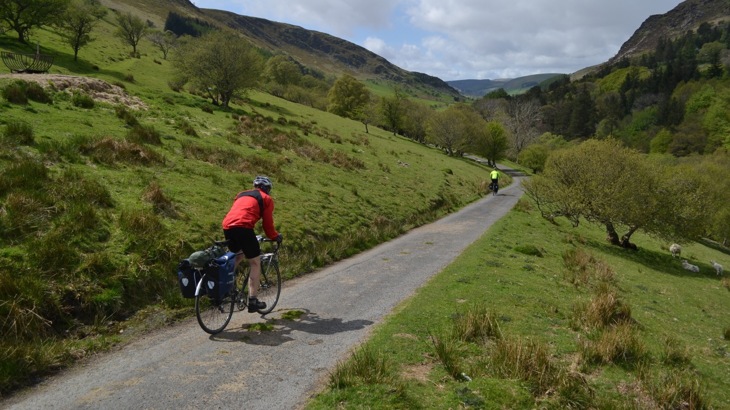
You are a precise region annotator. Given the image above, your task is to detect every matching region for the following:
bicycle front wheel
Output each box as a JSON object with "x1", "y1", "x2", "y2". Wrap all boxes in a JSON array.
[
  {"x1": 195, "y1": 281, "x2": 234, "y2": 335},
  {"x1": 253, "y1": 256, "x2": 281, "y2": 314}
]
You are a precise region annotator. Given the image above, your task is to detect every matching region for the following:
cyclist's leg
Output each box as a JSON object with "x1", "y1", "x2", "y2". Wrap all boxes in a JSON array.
[{"x1": 247, "y1": 255, "x2": 261, "y2": 297}]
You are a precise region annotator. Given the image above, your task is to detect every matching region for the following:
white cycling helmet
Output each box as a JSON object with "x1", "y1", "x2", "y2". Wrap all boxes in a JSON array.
[{"x1": 253, "y1": 175, "x2": 273, "y2": 194}]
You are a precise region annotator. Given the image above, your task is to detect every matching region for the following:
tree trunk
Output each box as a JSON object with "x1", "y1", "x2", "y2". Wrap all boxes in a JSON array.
[
  {"x1": 620, "y1": 225, "x2": 639, "y2": 249},
  {"x1": 604, "y1": 221, "x2": 620, "y2": 245}
]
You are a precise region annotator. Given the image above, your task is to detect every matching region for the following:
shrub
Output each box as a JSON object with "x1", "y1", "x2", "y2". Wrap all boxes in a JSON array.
[
  {"x1": 72, "y1": 93, "x2": 95, "y2": 109},
  {"x1": 25, "y1": 82, "x2": 52, "y2": 104},
  {"x1": 2, "y1": 120, "x2": 34, "y2": 145},
  {"x1": 2, "y1": 81, "x2": 28, "y2": 104}
]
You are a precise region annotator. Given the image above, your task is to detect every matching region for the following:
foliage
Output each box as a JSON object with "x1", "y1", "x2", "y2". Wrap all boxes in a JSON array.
[
  {"x1": 523, "y1": 139, "x2": 714, "y2": 248},
  {"x1": 327, "y1": 74, "x2": 370, "y2": 120},
  {"x1": 0, "y1": 0, "x2": 68, "y2": 43},
  {"x1": 173, "y1": 30, "x2": 264, "y2": 108},
  {"x1": 56, "y1": 0, "x2": 106, "y2": 61},
  {"x1": 114, "y1": 11, "x2": 147, "y2": 57}
]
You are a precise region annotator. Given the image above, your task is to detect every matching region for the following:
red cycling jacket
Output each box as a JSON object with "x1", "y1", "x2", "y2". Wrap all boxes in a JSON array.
[{"x1": 221, "y1": 188, "x2": 279, "y2": 240}]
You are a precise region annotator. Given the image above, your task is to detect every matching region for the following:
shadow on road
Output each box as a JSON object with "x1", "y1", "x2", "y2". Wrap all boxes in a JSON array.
[{"x1": 209, "y1": 309, "x2": 373, "y2": 346}]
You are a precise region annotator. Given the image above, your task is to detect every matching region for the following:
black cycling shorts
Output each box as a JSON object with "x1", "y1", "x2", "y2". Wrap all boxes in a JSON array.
[{"x1": 223, "y1": 227, "x2": 261, "y2": 259}]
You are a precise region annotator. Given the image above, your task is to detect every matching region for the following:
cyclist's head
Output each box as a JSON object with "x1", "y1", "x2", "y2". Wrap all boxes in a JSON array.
[{"x1": 253, "y1": 175, "x2": 273, "y2": 194}]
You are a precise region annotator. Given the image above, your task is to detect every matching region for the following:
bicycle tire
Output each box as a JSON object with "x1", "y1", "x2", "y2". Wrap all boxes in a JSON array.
[
  {"x1": 195, "y1": 276, "x2": 234, "y2": 334},
  {"x1": 242, "y1": 254, "x2": 281, "y2": 314}
]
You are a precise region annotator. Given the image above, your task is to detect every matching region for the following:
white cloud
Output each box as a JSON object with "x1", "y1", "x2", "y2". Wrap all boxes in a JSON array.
[{"x1": 193, "y1": 0, "x2": 682, "y2": 80}]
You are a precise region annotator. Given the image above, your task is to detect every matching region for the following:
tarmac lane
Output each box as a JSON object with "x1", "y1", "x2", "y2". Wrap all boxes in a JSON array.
[{"x1": 2, "y1": 171, "x2": 525, "y2": 410}]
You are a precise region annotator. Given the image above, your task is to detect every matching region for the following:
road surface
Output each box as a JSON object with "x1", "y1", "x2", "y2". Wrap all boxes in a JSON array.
[{"x1": 3, "y1": 170, "x2": 525, "y2": 410}]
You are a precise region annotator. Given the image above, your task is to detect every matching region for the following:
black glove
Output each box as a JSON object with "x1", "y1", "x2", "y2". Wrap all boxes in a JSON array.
[{"x1": 276, "y1": 234, "x2": 283, "y2": 244}]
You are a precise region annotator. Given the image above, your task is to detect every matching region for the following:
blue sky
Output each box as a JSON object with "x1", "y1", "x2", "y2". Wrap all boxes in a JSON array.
[{"x1": 190, "y1": 0, "x2": 682, "y2": 81}]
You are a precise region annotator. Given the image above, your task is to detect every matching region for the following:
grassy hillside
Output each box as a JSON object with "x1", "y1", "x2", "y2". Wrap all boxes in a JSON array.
[
  {"x1": 308, "y1": 198, "x2": 730, "y2": 409},
  {"x1": 0, "y1": 12, "x2": 495, "y2": 394}
]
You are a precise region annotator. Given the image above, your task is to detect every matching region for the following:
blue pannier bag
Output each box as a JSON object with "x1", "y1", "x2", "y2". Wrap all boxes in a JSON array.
[
  {"x1": 177, "y1": 259, "x2": 204, "y2": 298},
  {"x1": 203, "y1": 252, "x2": 236, "y2": 300}
]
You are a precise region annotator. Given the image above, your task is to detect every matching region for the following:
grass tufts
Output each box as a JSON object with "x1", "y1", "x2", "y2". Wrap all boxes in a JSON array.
[
  {"x1": 578, "y1": 323, "x2": 647, "y2": 367},
  {"x1": 2, "y1": 120, "x2": 34, "y2": 146},
  {"x1": 452, "y1": 303, "x2": 502, "y2": 344},
  {"x1": 328, "y1": 346, "x2": 400, "y2": 389},
  {"x1": 142, "y1": 181, "x2": 178, "y2": 218},
  {"x1": 429, "y1": 332, "x2": 463, "y2": 380},
  {"x1": 126, "y1": 124, "x2": 162, "y2": 145}
]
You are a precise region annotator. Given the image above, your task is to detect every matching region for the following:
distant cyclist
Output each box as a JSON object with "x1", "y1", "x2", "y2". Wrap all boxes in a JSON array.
[
  {"x1": 490, "y1": 169, "x2": 500, "y2": 193},
  {"x1": 222, "y1": 176, "x2": 283, "y2": 312}
]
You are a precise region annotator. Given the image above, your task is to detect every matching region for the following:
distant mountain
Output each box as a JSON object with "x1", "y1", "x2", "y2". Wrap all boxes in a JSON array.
[
  {"x1": 611, "y1": 0, "x2": 730, "y2": 63},
  {"x1": 447, "y1": 73, "x2": 565, "y2": 97}
]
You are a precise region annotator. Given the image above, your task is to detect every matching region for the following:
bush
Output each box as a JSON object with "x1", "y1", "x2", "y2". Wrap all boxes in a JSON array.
[
  {"x1": 25, "y1": 82, "x2": 52, "y2": 104},
  {"x1": 2, "y1": 81, "x2": 28, "y2": 104},
  {"x1": 72, "y1": 93, "x2": 95, "y2": 109},
  {"x1": 2, "y1": 120, "x2": 34, "y2": 145}
]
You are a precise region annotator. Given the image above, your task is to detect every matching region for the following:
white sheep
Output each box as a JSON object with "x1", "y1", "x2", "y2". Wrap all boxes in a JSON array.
[
  {"x1": 681, "y1": 260, "x2": 700, "y2": 273},
  {"x1": 669, "y1": 243, "x2": 681, "y2": 258},
  {"x1": 710, "y1": 260, "x2": 723, "y2": 276}
]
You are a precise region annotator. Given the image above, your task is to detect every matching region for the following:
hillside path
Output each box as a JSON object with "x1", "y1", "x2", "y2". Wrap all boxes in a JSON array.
[{"x1": 3, "y1": 169, "x2": 526, "y2": 410}]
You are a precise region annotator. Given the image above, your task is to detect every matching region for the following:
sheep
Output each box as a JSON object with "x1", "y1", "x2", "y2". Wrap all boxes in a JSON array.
[
  {"x1": 669, "y1": 243, "x2": 681, "y2": 258},
  {"x1": 681, "y1": 260, "x2": 700, "y2": 273},
  {"x1": 710, "y1": 260, "x2": 723, "y2": 276}
]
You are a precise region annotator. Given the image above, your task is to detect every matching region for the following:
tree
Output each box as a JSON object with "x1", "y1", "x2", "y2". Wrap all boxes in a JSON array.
[
  {"x1": 427, "y1": 104, "x2": 481, "y2": 156},
  {"x1": 505, "y1": 98, "x2": 541, "y2": 158},
  {"x1": 173, "y1": 30, "x2": 263, "y2": 108},
  {"x1": 327, "y1": 74, "x2": 370, "y2": 120},
  {"x1": 115, "y1": 11, "x2": 147, "y2": 57},
  {"x1": 523, "y1": 139, "x2": 712, "y2": 249},
  {"x1": 265, "y1": 55, "x2": 302, "y2": 87},
  {"x1": 57, "y1": 0, "x2": 105, "y2": 61},
  {"x1": 379, "y1": 86, "x2": 407, "y2": 136},
  {"x1": 472, "y1": 121, "x2": 508, "y2": 166},
  {"x1": 147, "y1": 30, "x2": 176, "y2": 60},
  {"x1": 0, "y1": 0, "x2": 69, "y2": 43}
]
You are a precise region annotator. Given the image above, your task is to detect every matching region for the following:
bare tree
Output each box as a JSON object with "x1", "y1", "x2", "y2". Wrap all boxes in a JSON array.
[
  {"x1": 147, "y1": 30, "x2": 177, "y2": 59},
  {"x1": 505, "y1": 98, "x2": 541, "y2": 158}
]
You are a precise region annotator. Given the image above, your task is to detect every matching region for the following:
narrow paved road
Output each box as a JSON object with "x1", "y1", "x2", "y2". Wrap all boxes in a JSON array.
[{"x1": 3, "y1": 171, "x2": 525, "y2": 410}]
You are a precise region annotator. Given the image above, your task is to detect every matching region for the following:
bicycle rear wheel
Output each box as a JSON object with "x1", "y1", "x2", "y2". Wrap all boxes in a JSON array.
[
  {"x1": 195, "y1": 277, "x2": 234, "y2": 334},
  {"x1": 241, "y1": 254, "x2": 281, "y2": 314}
]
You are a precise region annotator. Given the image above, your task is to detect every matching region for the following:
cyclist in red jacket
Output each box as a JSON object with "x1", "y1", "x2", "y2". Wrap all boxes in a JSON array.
[{"x1": 222, "y1": 176, "x2": 282, "y2": 312}]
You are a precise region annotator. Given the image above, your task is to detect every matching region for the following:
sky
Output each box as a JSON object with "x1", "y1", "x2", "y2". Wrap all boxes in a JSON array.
[{"x1": 190, "y1": 0, "x2": 683, "y2": 81}]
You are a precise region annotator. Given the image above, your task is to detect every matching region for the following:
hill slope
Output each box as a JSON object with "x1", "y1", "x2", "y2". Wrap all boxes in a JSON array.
[{"x1": 611, "y1": 0, "x2": 730, "y2": 62}]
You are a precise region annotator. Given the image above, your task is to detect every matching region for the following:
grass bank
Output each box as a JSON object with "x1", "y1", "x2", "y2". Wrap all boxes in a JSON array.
[{"x1": 308, "y1": 197, "x2": 730, "y2": 409}]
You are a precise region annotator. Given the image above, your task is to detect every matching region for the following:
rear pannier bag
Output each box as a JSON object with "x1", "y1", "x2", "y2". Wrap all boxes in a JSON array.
[
  {"x1": 203, "y1": 252, "x2": 236, "y2": 300},
  {"x1": 177, "y1": 259, "x2": 204, "y2": 298}
]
